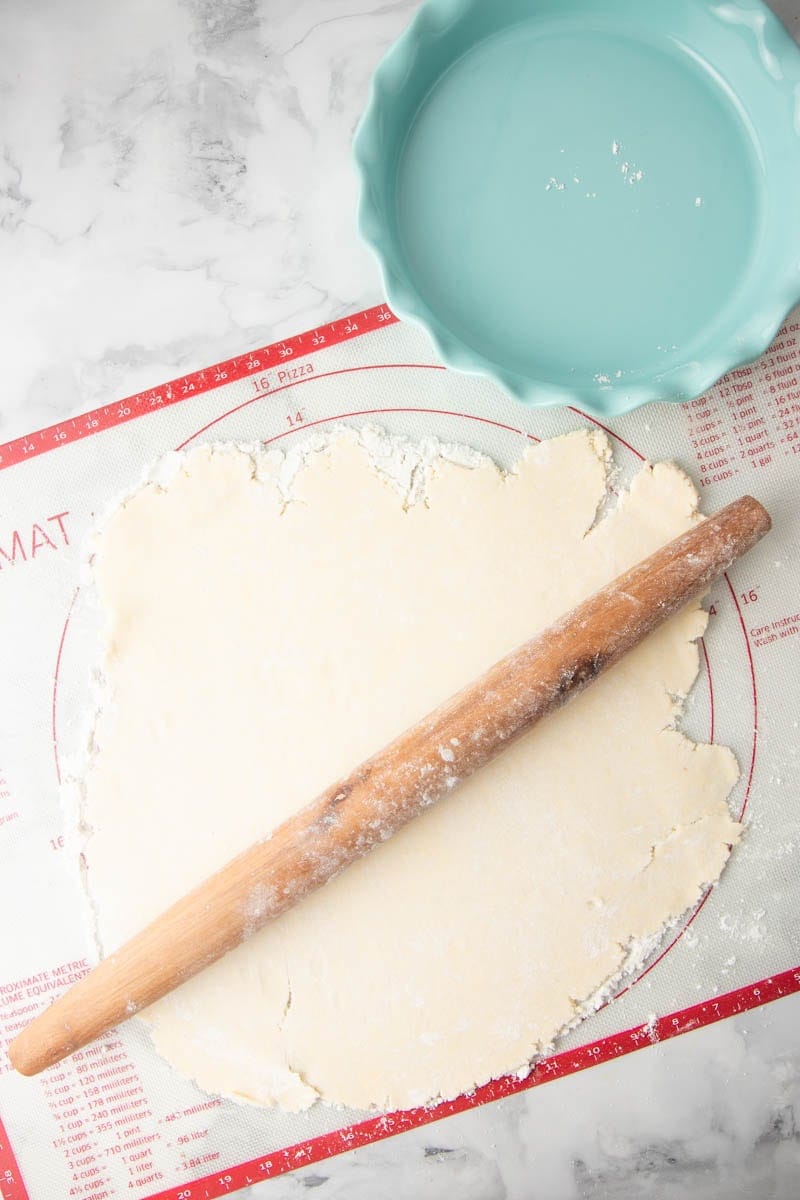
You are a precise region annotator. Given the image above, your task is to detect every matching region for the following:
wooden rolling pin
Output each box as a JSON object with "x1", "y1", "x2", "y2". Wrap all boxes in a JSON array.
[{"x1": 9, "y1": 494, "x2": 770, "y2": 1077}]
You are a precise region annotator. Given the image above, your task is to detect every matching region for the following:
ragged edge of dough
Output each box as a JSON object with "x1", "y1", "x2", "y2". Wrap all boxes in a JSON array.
[
  {"x1": 418, "y1": 857, "x2": 738, "y2": 1111},
  {"x1": 68, "y1": 424, "x2": 740, "y2": 1113},
  {"x1": 415, "y1": 868, "x2": 737, "y2": 1112},
  {"x1": 481, "y1": 455, "x2": 738, "y2": 1096}
]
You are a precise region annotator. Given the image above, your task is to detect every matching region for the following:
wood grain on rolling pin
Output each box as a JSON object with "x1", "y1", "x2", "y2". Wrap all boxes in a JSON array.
[{"x1": 9, "y1": 494, "x2": 771, "y2": 1077}]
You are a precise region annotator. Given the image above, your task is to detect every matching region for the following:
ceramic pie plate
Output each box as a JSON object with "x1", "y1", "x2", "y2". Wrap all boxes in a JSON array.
[{"x1": 354, "y1": 0, "x2": 800, "y2": 414}]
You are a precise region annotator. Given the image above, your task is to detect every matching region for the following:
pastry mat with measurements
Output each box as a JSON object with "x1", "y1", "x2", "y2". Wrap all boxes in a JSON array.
[{"x1": 0, "y1": 306, "x2": 798, "y2": 1200}]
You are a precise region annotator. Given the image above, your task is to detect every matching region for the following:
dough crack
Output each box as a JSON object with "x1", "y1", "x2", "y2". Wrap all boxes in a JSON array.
[
  {"x1": 278, "y1": 979, "x2": 293, "y2": 1031},
  {"x1": 637, "y1": 815, "x2": 731, "y2": 881},
  {"x1": 285, "y1": 1057, "x2": 320, "y2": 1105}
]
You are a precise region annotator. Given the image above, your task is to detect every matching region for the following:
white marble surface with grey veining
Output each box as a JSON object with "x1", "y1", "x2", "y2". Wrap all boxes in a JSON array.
[{"x1": 1, "y1": 1, "x2": 799, "y2": 1196}]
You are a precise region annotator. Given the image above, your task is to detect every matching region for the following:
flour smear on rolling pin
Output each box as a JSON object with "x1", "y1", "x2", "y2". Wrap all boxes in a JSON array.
[{"x1": 66, "y1": 427, "x2": 741, "y2": 1111}]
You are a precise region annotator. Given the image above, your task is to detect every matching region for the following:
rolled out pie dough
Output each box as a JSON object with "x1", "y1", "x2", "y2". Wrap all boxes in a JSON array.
[{"x1": 81, "y1": 427, "x2": 740, "y2": 1111}]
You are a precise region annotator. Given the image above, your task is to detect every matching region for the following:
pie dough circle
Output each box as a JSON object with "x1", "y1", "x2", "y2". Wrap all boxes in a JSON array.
[{"x1": 82, "y1": 429, "x2": 739, "y2": 1110}]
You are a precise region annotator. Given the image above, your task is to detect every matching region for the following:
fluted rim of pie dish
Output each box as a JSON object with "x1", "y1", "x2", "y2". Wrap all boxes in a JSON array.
[{"x1": 353, "y1": 0, "x2": 800, "y2": 415}]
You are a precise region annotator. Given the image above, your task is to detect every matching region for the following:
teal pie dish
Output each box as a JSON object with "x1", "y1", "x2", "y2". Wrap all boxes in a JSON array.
[{"x1": 354, "y1": 0, "x2": 800, "y2": 414}]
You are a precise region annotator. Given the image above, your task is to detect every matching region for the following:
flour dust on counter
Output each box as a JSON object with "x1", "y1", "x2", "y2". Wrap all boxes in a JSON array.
[{"x1": 77, "y1": 426, "x2": 740, "y2": 1112}]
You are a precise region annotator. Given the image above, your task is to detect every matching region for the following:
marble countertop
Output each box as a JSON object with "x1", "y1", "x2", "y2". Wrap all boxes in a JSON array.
[{"x1": 2, "y1": 1, "x2": 799, "y2": 1197}]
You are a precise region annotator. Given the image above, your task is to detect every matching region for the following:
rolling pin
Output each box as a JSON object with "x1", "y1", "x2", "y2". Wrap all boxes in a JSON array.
[{"x1": 9, "y1": 494, "x2": 771, "y2": 1077}]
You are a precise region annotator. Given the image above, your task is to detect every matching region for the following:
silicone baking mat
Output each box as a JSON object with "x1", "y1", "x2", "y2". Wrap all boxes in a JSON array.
[{"x1": 1, "y1": 306, "x2": 798, "y2": 1200}]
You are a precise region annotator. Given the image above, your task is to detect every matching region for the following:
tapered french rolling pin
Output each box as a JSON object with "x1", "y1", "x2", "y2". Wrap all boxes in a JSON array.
[{"x1": 9, "y1": 495, "x2": 771, "y2": 1077}]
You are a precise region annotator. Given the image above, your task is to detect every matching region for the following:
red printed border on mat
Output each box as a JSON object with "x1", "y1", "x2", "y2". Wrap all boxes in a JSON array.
[
  {"x1": 140, "y1": 967, "x2": 800, "y2": 1200},
  {"x1": 0, "y1": 306, "x2": 398, "y2": 471},
  {"x1": 0, "y1": 1115, "x2": 30, "y2": 1200}
]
